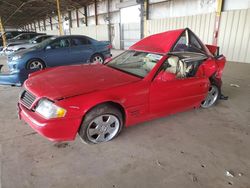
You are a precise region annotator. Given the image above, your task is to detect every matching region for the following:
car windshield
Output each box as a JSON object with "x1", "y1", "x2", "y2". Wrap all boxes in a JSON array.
[
  {"x1": 12, "y1": 34, "x2": 23, "y2": 40},
  {"x1": 107, "y1": 51, "x2": 163, "y2": 78},
  {"x1": 34, "y1": 37, "x2": 56, "y2": 49}
]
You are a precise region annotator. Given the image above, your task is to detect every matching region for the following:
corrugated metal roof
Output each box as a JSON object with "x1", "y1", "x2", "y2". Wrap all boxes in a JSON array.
[{"x1": 0, "y1": 0, "x2": 93, "y2": 27}]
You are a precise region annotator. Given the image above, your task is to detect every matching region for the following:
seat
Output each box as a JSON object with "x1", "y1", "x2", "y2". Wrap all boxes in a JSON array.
[
  {"x1": 166, "y1": 56, "x2": 179, "y2": 74},
  {"x1": 166, "y1": 56, "x2": 193, "y2": 78},
  {"x1": 178, "y1": 60, "x2": 193, "y2": 78}
]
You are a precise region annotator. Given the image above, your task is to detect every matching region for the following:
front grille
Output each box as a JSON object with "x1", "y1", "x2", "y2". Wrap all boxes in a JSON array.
[{"x1": 20, "y1": 90, "x2": 36, "y2": 109}]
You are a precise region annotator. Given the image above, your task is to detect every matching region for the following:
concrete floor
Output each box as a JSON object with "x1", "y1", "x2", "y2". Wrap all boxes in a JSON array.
[{"x1": 0, "y1": 51, "x2": 250, "y2": 188}]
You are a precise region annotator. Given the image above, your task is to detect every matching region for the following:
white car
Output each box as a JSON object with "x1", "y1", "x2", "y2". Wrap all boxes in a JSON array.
[{"x1": 4, "y1": 35, "x2": 54, "y2": 54}]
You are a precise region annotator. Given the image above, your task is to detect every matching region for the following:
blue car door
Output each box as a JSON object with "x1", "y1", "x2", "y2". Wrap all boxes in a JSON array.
[
  {"x1": 43, "y1": 38, "x2": 71, "y2": 67},
  {"x1": 69, "y1": 37, "x2": 95, "y2": 64}
]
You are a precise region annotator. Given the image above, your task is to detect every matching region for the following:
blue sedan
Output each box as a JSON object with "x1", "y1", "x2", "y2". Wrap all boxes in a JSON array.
[{"x1": 0, "y1": 35, "x2": 112, "y2": 86}]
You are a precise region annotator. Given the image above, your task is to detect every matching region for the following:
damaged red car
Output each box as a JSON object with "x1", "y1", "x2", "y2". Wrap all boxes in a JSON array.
[{"x1": 18, "y1": 28, "x2": 226, "y2": 144}]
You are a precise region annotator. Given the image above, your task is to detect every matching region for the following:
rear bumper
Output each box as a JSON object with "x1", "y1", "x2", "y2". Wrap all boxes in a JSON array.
[
  {"x1": 18, "y1": 103, "x2": 82, "y2": 142},
  {"x1": 102, "y1": 50, "x2": 112, "y2": 59}
]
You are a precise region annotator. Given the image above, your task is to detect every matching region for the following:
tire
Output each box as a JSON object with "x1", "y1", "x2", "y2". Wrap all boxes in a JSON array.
[
  {"x1": 90, "y1": 54, "x2": 104, "y2": 64},
  {"x1": 26, "y1": 59, "x2": 45, "y2": 70},
  {"x1": 78, "y1": 104, "x2": 123, "y2": 144},
  {"x1": 201, "y1": 84, "x2": 220, "y2": 108}
]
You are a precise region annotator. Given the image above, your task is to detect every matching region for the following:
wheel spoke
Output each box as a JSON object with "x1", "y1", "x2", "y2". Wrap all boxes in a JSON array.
[
  {"x1": 93, "y1": 116, "x2": 105, "y2": 125},
  {"x1": 88, "y1": 128, "x2": 100, "y2": 136},
  {"x1": 107, "y1": 126, "x2": 116, "y2": 134},
  {"x1": 106, "y1": 116, "x2": 117, "y2": 126},
  {"x1": 96, "y1": 133, "x2": 106, "y2": 142}
]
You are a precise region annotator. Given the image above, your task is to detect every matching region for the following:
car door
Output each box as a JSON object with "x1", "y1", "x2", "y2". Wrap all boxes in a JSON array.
[
  {"x1": 149, "y1": 59, "x2": 209, "y2": 117},
  {"x1": 69, "y1": 37, "x2": 94, "y2": 64},
  {"x1": 43, "y1": 38, "x2": 71, "y2": 67}
]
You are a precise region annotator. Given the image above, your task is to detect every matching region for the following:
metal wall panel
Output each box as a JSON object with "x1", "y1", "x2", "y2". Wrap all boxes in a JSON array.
[
  {"x1": 70, "y1": 25, "x2": 109, "y2": 41},
  {"x1": 145, "y1": 12, "x2": 215, "y2": 45},
  {"x1": 146, "y1": 9, "x2": 250, "y2": 63},
  {"x1": 218, "y1": 9, "x2": 250, "y2": 63}
]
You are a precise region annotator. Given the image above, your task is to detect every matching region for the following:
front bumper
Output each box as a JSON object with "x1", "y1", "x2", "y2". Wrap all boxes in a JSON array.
[
  {"x1": 0, "y1": 65, "x2": 24, "y2": 86},
  {"x1": 0, "y1": 64, "x2": 36, "y2": 86},
  {"x1": 18, "y1": 103, "x2": 82, "y2": 141}
]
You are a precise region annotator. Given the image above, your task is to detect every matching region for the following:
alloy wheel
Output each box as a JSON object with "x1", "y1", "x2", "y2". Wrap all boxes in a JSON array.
[
  {"x1": 93, "y1": 56, "x2": 104, "y2": 64},
  {"x1": 29, "y1": 61, "x2": 44, "y2": 70},
  {"x1": 86, "y1": 114, "x2": 120, "y2": 143},
  {"x1": 201, "y1": 85, "x2": 219, "y2": 108}
]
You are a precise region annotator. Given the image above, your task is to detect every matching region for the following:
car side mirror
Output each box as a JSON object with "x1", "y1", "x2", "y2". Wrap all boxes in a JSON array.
[
  {"x1": 104, "y1": 57, "x2": 112, "y2": 64},
  {"x1": 45, "y1": 45, "x2": 52, "y2": 50},
  {"x1": 32, "y1": 41, "x2": 37, "y2": 44},
  {"x1": 155, "y1": 71, "x2": 177, "y2": 82}
]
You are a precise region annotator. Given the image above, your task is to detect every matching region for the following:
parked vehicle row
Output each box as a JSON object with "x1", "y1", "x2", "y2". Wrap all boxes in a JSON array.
[
  {"x1": 0, "y1": 30, "x2": 36, "y2": 47},
  {"x1": 5, "y1": 35, "x2": 54, "y2": 52},
  {"x1": 0, "y1": 35, "x2": 112, "y2": 86},
  {"x1": 13, "y1": 28, "x2": 226, "y2": 144},
  {"x1": 1, "y1": 32, "x2": 46, "y2": 54}
]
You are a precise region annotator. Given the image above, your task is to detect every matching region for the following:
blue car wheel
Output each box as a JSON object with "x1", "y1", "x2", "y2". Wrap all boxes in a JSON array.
[
  {"x1": 27, "y1": 59, "x2": 45, "y2": 70},
  {"x1": 90, "y1": 54, "x2": 104, "y2": 64}
]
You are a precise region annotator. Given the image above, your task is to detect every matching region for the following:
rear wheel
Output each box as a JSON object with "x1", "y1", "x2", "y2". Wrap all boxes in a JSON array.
[
  {"x1": 90, "y1": 54, "x2": 104, "y2": 64},
  {"x1": 27, "y1": 59, "x2": 45, "y2": 70},
  {"x1": 201, "y1": 84, "x2": 220, "y2": 108},
  {"x1": 78, "y1": 104, "x2": 123, "y2": 144}
]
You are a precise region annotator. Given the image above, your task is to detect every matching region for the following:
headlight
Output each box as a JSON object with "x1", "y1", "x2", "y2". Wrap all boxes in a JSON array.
[
  {"x1": 35, "y1": 99, "x2": 67, "y2": 119},
  {"x1": 12, "y1": 55, "x2": 22, "y2": 61}
]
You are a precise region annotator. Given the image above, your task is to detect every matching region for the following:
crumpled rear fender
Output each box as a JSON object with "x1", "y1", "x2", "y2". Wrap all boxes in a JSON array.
[
  {"x1": 215, "y1": 55, "x2": 226, "y2": 79},
  {"x1": 202, "y1": 56, "x2": 226, "y2": 79}
]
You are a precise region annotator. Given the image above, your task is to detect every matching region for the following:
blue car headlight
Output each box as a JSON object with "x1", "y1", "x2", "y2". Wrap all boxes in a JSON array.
[{"x1": 12, "y1": 55, "x2": 23, "y2": 61}]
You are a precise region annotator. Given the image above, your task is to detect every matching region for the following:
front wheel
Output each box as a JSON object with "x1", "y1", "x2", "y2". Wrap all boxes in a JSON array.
[
  {"x1": 90, "y1": 54, "x2": 104, "y2": 64},
  {"x1": 27, "y1": 59, "x2": 45, "y2": 70},
  {"x1": 201, "y1": 84, "x2": 220, "y2": 108},
  {"x1": 78, "y1": 104, "x2": 123, "y2": 144}
]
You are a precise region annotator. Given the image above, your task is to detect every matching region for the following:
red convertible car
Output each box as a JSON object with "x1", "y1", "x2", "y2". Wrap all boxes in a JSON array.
[{"x1": 18, "y1": 28, "x2": 226, "y2": 144}]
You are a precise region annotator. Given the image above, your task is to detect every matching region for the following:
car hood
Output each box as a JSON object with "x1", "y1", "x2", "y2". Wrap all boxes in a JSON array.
[
  {"x1": 8, "y1": 41, "x2": 27, "y2": 46},
  {"x1": 8, "y1": 39, "x2": 28, "y2": 43},
  {"x1": 9, "y1": 47, "x2": 37, "y2": 58},
  {"x1": 24, "y1": 64, "x2": 141, "y2": 100}
]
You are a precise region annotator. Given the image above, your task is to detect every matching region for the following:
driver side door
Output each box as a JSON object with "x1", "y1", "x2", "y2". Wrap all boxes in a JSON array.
[
  {"x1": 43, "y1": 38, "x2": 71, "y2": 67},
  {"x1": 149, "y1": 60, "x2": 209, "y2": 118}
]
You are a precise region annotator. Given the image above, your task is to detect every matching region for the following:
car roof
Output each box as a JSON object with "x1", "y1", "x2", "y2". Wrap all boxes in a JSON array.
[
  {"x1": 16, "y1": 33, "x2": 37, "y2": 36},
  {"x1": 55, "y1": 35, "x2": 93, "y2": 40},
  {"x1": 129, "y1": 28, "x2": 185, "y2": 54}
]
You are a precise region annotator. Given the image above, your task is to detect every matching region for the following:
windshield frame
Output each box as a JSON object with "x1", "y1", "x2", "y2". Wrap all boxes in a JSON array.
[{"x1": 106, "y1": 50, "x2": 163, "y2": 79}]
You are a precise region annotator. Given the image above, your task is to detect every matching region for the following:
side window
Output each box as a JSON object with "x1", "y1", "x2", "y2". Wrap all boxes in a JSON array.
[
  {"x1": 189, "y1": 33, "x2": 205, "y2": 53},
  {"x1": 71, "y1": 37, "x2": 91, "y2": 46},
  {"x1": 172, "y1": 32, "x2": 188, "y2": 52},
  {"x1": 35, "y1": 37, "x2": 43, "y2": 43},
  {"x1": 29, "y1": 34, "x2": 37, "y2": 39},
  {"x1": 50, "y1": 38, "x2": 70, "y2": 49},
  {"x1": 23, "y1": 35, "x2": 30, "y2": 39},
  {"x1": 5, "y1": 33, "x2": 12, "y2": 39}
]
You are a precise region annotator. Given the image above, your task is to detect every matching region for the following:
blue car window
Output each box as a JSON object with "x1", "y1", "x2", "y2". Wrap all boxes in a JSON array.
[
  {"x1": 71, "y1": 38, "x2": 90, "y2": 46},
  {"x1": 51, "y1": 39, "x2": 70, "y2": 49}
]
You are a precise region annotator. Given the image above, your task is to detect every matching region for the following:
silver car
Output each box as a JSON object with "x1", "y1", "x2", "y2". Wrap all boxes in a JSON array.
[{"x1": 5, "y1": 35, "x2": 54, "y2": 54}]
